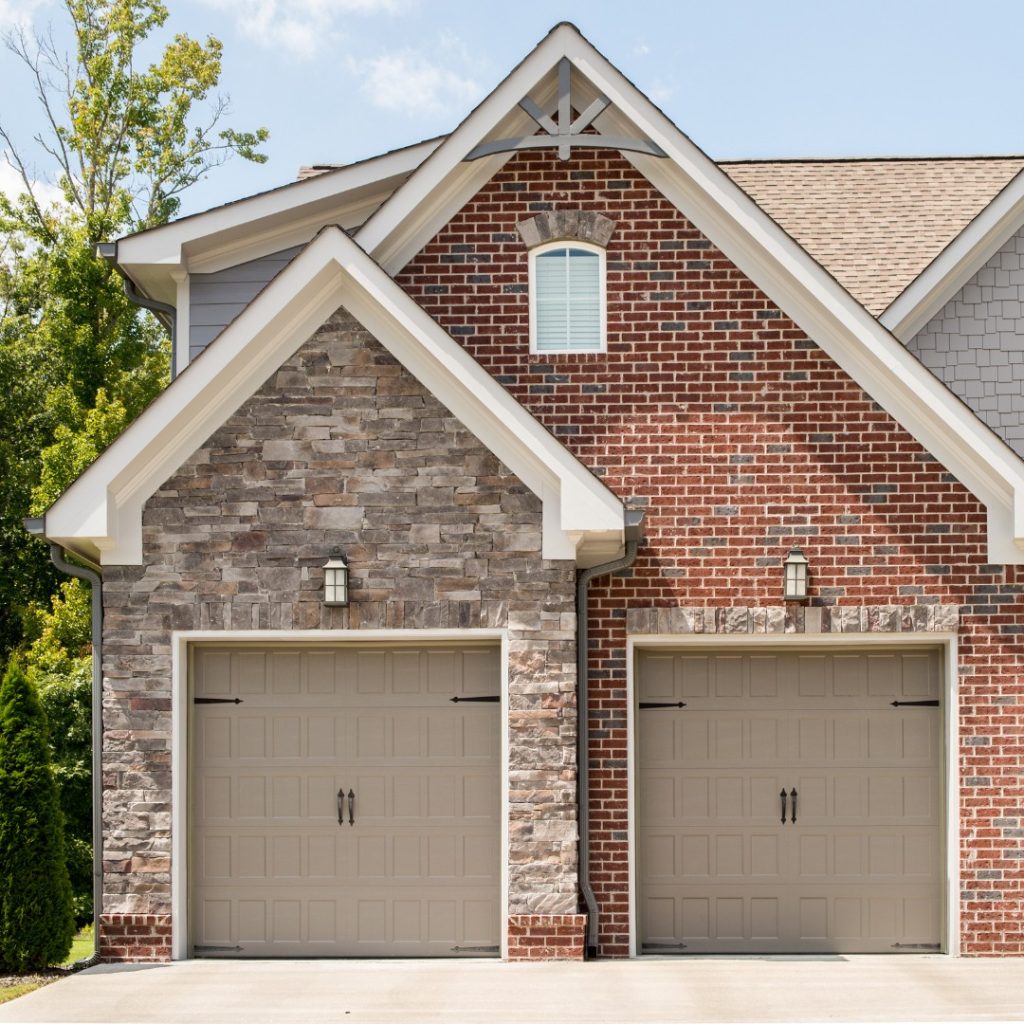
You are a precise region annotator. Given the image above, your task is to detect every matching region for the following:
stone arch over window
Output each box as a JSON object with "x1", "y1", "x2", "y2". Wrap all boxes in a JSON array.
[{"x1": 519, "y1": 212, "x2": 615, "y2": 354}]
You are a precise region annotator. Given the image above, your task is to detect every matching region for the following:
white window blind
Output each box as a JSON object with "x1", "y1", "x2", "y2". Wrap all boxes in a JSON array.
[{"x1": 533, "y1": 246, "x2": 603, "y2": 352}]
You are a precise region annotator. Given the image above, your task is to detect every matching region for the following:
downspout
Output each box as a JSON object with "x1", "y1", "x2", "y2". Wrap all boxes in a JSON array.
[
  {"x1": 95, "y1": 242, "x2": 179, "y2": 379},
  {"x1": 23, "y1": 519, "x2": 104, "y2": 967},
  {"x1": 576, "y1": 509, "x2": 644, "y2": 960}
]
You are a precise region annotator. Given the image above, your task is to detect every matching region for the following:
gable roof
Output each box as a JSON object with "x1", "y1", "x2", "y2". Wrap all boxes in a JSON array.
[
  {"x1": 45, "y1": 226, "x2": 624, "y2": 566},
  {"x1": 880, "y1": 165, "x2": 1024, "y2": 340},
  {"x1": 46, "y1": 23, "x2": 1024, "y2": 567},
  {"x1": 722, "y1": 157, "x2": 1024, "y2": 317},
  {"x1": 350, "y1": 22, "x2": 1024, "y2": 563},
  {"x1": 112, "y1": 136, "x2": 444, "y2": 303}
]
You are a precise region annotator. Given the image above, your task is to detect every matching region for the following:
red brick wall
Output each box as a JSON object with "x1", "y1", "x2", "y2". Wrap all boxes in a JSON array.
[
  {"x1": 507, "y1": 914, "x2": 586, "y2": 960},
  {"x1": 397, "y1": 148, "x2": 1024, "y2": 956},
  {"x1": 100, "y1": 913, "x2": 172, "y2": 962}
]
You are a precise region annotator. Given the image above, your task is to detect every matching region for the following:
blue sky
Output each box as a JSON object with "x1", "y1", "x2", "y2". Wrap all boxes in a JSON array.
[{"x1": 3, "y1": 0, "x2": 1024, "y2": 217}]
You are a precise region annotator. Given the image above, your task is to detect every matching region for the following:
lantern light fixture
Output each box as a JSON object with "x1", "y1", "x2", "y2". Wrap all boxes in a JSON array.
[
  {"x1": 783, "y1": 548, "x2": 809, "y2": 603},
  {"x1": 323, "y1": 548, "x2": 349, "y2": 607}
]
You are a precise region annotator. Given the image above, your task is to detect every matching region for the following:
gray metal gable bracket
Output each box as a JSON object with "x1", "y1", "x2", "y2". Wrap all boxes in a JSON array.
[{"x1": 465, "y1": 58, "x2": 666, "y2": 162}]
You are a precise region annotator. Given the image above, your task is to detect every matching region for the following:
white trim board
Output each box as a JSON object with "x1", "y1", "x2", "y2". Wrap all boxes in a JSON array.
[
  {"x1": 45, "y1": 225, "x2": 625, "y2": 567},
  {"x1": 170, "y1": 628, "x2": 511, "y2": 961},
  {"x1": 624, "y1": 632, "x2": 960, "y2": 958},
  {"x1": 882, "y1": 167, "x2": 1024, "y2": 343},
  {"x1": 115, "y1": 138, "x2": 443, "y2": 303}
]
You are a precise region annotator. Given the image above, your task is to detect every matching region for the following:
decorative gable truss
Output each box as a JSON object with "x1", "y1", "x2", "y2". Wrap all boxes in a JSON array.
[{"x1": 44, "y1": 23, "x2": 1024, "y2": 566}]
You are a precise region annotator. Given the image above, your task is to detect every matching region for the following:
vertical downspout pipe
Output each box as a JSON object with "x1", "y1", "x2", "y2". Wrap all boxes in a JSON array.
[
  {"x1": 96, "y1": 242, "x2": 178, "y2": 380},
  {"x1": 576, "y1": 509, "x2": 644, "y2": 960},
  {"x1": 23, "y1": 520, "x2": 104, "y2": 967}
]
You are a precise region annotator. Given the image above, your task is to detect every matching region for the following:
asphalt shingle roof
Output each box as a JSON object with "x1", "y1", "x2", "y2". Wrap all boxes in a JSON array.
[
  {"x1": 299, "y1": 153, "x2": 1024, "y2": 316},
  {"x1": 720, "y1": 157, "x2": 1024, "y2": 315}
]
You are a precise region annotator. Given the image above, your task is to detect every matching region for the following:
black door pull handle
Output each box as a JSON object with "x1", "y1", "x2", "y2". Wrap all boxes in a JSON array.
[
  {"x1": 790, "y1": 787, "x2": 798, "y2": 824},
  {"x1": 336, "y1": 787, "x2": 345, "y2": 826},
  {"x1": 347, "y1": 788, "x2": 355, "y2": 826},
  {"x1": 780, "y1": 788, "x2": 787, "y2": 824}
]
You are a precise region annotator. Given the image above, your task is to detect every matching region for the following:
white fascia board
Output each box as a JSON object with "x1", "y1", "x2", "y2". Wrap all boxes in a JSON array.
[
  {"x1": 46, "y1": 226, "x2": 623, "y2": 564},
  {"x1": 357, "y1": 22, "x2": 1024, "y2": 561},
  {"x1": 355, "y1": 29, "x2": 568, "y2": 271},
  {"x1": 115, "y1": 139, "x2": 441, "y2": 273},
  {"x1": 881, "y1": 168, "x2": 1024, "y2": 342}
]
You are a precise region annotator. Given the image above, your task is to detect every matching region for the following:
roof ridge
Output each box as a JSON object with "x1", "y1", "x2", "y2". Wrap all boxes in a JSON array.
[{"x1": 720, "y1": 154, "x2": 1024, "y2": 166}]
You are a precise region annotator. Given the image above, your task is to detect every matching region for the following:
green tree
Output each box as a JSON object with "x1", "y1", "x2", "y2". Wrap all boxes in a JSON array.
[
  {"x1": 0, "y1": 0, "x2": 268, "y2": 657},
  {"x1": 24, "y1": 583, "x2": 93, "y2": 923},
  {"x1": 0, "y1": 657, "x2": 76, "y2": 970},
  {"x1": 0, "y1": 0, "x2": 268, "y2": 924}
]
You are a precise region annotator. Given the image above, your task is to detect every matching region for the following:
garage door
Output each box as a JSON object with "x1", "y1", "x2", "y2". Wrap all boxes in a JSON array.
[
  {"x1": 191, "y1": 644, "x2": 501, "y2": 957},
  {"x1": 637, "y1": 648, "x2": 942, "y2": 954}
]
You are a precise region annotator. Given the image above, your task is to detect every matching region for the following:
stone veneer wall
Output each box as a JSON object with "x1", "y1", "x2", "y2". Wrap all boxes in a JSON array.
[
  {"x1": 909, "y1": 223, "x2": 1024, "y2": 456},
  {"x1": 100, "y1": 308, "x2": 579, "y2": 960},
  {"x1": 397, "y1": 146, "x2": 1024, "y2": 956}
]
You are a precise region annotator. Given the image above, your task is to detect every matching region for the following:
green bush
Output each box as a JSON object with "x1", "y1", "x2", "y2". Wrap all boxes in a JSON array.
[
  {"x1": 0, "y1": 658, "x2": 75, "y2": 970},
  {"x1": 35, "y1": 664, "x2": 93, "y2": 925}
]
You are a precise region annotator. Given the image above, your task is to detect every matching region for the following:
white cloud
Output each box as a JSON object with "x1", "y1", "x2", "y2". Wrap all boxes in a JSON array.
[
  {"x1": 0, "y1": 0, "x2": 48, "y2": 30},
  {"x1": 0, "y1": 156, "x2": 64, "y2": 209},
  {"x1": 348, "y1": 45, "x2": 482, "y2": 119},
  {"x1": 199, "y1": 0, "x2": 405, "y2": 58}
]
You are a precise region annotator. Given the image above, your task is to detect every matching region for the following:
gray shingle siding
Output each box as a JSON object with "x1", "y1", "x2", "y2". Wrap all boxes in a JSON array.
[
  {"x1": 188, "y1": 245, "x2": 302, "y2": 361},
  {"x1": 909, "y1": 226, "x2": 1024, "y2": 455}
]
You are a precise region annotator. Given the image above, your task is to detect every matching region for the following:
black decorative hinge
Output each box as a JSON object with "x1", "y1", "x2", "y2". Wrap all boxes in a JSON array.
[
  {"x1": 891, "y1": 942, "x2": 941, "y2": 950},
  {"x1": 639, "y1": 701, "x2": 686, "y2": 710},
  {"x1": 890, "y1": 700, "x2": 939, "y2": 707},
  {"x1": 641, "y1": 942, "x2": 688, "y2": 952},
  {"x1": 193, "y1": 944, "x2": 244, "y2": 954},
  {"x1": 450, "y1": 944, "x2": 500, "y2": 953},
  {"x1": 449, "y1": 695, "x2": 500, "y2": 703},
  {"x1": 194, "y1": 697, "x2": 243, "y2": 705}
]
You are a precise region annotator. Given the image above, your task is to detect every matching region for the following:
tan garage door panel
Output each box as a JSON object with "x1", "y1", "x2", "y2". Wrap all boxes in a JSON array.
[
  {"x1": 192, "y1": 645, "x2": 500, "y2": 957},
  {"x1": 638, "y1": 649, "x2": 942, "y2": 954}
]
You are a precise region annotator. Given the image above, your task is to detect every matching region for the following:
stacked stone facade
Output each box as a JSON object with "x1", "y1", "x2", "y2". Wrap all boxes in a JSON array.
[
  {"x1": 101, "y1": 310, "x2": 579, "y2": 959},
  {"x1": 397, "y1": 147, "x2": 1024, "y2": 956}
]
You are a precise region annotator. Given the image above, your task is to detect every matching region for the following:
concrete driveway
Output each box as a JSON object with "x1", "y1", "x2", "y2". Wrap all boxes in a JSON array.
[{"x1": 1, "y1": 956, "x2": 1023, "y2": 1024}]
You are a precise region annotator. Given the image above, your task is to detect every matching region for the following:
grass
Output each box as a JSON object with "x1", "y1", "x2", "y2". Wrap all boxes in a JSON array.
[
  {"x1": 62, "y1": 924, "x2": 94, "y2": 967},
  {"x1": 0, "y1": 925, "x2": 94, "y2": 1006}
]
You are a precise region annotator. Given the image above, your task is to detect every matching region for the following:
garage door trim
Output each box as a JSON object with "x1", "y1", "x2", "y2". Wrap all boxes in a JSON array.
[
  {"x1": 625, "y1": 632, "x2": 958, "y2": 958},
  {"x1": 170, "y1": 628, "x2": 510, "y2": 961}
]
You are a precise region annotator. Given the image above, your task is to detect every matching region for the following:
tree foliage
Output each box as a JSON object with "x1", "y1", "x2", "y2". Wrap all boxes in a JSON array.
[
  {"x1": 0, "y1": 0, "x2": 268, "y2": 924},
  {"x1": 0, "y1": 0, "x2": 267, "y2": 657},
  {"x1": 0, "y1": 657, "x2": 76, "y2": 970}
]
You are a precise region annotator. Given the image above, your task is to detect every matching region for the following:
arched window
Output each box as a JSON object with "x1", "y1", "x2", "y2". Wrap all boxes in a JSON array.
[{"x1": 529, "y1": 241, "x2": 606, "y2": 353}]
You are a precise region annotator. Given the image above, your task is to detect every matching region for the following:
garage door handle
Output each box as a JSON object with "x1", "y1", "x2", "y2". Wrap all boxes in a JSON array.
[
  {"x1": 780, "y1": 788, "x2": 787, "y2": 824},
  {"x1": 347, "y1": 789, "x2": 355, "y2": 826},
  {"x1": 337, "y1": 788, "x2": 345, "y2": 826},
  {"x1": 790, "y1": 787, "x2": 798, "y2": 824}
]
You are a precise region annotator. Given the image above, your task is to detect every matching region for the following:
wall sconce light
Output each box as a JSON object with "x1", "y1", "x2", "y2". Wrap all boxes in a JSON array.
[
  {"x1": 783, "y1": 548, "x2": 809, "y2": 602},
  {"x1": 323, "y1": 548, "x2": 349, "y2": 607}
]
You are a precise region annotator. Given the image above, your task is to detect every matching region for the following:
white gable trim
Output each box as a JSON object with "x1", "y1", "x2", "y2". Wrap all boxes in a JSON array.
[
  {"x1": 881, "y1": 168, "x2": 1024, "y2": 342},
  {"x1": 114, "y1": 138, "x2": 442, "y2": 302},
  {"x1": 354, "y1": 24, "x2": 1024, "y2": 564},
  {"x1": 45, "y1": 227, "x2": 624, "y2": 566}
]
